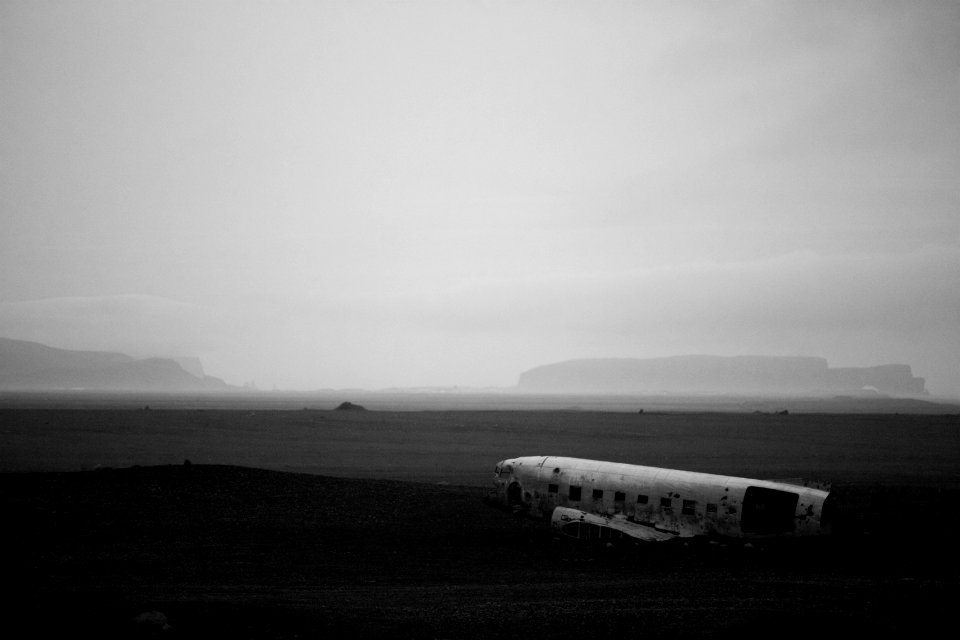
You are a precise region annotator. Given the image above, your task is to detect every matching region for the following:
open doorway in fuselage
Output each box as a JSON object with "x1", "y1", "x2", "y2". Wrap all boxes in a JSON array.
[{"x1": 507, "y1": 481, "x2": 523, "y2": 509}]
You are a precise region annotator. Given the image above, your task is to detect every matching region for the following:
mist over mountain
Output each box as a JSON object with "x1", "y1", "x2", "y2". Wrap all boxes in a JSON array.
[
  {"x1": 517, "y1": 356, "x2": 927, "y2": 397},
  {"x1": 0, "y1": 338, "x2": 231, "y2": 392}
]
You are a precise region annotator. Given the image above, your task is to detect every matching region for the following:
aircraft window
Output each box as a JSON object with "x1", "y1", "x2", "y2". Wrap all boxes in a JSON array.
[
  {"x1": 548, "y1": 483, "x2": 559, "y2": 494},
  {"x1": 592, "y1": 489, "x2": 604, "y2": 500},
  {"x1": 637, "y1": 494, "x2": 649, "y2": 504},
  {"x1": 569, "y1": 486, "x2": 581, "y2": 501},
  {"x1": 660, "y1": 497, "x2": 672, "y2": 507},
  {"x1": 682, "y1": 500, "x2": 697, "y2": 515},
  {"x1": 706, "y1": 503, "x2": 718, "y2": 514},
  {"x1": 614, "y1": 491, "x2": 625, "y2": 502}
]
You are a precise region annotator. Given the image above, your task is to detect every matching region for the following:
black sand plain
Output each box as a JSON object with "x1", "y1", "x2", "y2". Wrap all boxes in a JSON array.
[{"x1": 2, "y1": 399, "x2": 959, "y2": 638}]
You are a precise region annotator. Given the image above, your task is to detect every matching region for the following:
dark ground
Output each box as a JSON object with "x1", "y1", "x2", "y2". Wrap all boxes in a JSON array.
[
  {"x1": 3, "y1": 407, "x2": 958, "y2": 486},
  {"x1": 1, "y1": 407, "x2": 959, "y2": 638}
]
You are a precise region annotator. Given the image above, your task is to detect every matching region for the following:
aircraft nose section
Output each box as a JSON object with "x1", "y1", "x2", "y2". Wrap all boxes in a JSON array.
[{"x1": 485, "y1": 459, "x2": 509, "y2": 510}]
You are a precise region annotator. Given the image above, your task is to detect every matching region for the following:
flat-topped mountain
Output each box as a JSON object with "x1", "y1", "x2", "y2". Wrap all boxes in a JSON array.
[
  {"x1": 517, "y1": 356, "x2": 926, "y2": 396},
  {"x1": 0, "y1": 337, "x2": 230, "y2": 391}
]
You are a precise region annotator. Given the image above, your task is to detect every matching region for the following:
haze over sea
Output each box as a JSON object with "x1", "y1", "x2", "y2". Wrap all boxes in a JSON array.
[{"x1": 2, "y1": 2, "x2": 958, "y2": 396}]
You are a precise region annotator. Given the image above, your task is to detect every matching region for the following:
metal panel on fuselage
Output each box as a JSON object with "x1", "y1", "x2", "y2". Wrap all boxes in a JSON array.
[{"x1": 508, "y1": 456, "x2": 827, "y2": 538}]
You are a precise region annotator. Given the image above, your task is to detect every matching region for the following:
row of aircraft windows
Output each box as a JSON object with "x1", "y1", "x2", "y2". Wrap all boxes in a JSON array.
[{"x1": 547, "y1": 484, "x2": 714, "y2": 516}]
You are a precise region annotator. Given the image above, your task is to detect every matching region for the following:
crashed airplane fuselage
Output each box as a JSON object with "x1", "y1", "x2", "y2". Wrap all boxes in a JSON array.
[{"x1": 487, "y1": 456, "x2": 834, "y2": 543}]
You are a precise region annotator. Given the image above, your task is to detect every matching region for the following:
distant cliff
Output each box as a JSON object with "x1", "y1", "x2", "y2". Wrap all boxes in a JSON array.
[
  {"x1": 517, "y1": 356, "x2": 926, "y2": 396},
  {"x1": 0, "y1": 338, "x2": 231, "y2": 391}
]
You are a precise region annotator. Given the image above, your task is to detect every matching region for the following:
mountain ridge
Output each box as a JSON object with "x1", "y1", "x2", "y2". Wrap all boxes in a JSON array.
[
  {"x1": 517, "y1": 355, "x2": 927, "y2": 396},
  {"x1": 0, "y1": 337, "x2": 231, "y2": 391}
]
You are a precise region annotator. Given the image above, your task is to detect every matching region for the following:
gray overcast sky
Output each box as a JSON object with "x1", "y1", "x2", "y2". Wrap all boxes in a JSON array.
[{"x1": 1, "y1": 1, "x2": 958, "y2": 394}]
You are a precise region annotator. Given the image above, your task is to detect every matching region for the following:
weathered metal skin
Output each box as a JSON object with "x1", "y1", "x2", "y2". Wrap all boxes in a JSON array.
[{"x1": 487, "y1": 456, "x2": 833, "y2": 541}]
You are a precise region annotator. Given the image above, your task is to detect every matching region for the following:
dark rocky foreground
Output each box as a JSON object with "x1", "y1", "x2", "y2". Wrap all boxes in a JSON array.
[{"x1": 2, "y1": 464, "x2": 958, "y2": 639}]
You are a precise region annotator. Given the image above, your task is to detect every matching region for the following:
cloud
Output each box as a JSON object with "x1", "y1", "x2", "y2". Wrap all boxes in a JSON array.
[
  {"x1": 1, "y1": 3, "x2": 957, "y2": 394},
  {"x1": 0, "y1": 247, "x2": 956, "y2": 394}
]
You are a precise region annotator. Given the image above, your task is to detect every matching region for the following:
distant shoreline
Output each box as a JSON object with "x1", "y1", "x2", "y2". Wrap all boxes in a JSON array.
[{"x1": 0, "y1": 389, "x2": 956, "y2": 414}]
